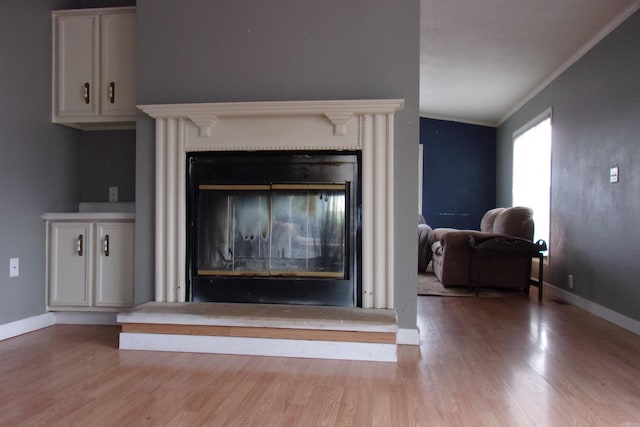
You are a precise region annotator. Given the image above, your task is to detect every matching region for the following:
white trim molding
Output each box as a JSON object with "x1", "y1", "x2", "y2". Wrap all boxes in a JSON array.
[
  {"x1": 54, "y1": 311, "x2": 119, "y2": 325},
  {"x1": 119, "y1": 333, "x2": 397, "y2": 362},
  {"x1": 0, "y1": 313, "x2": 56, "y2": 342},
  {"x1": 397, "y1": 327, "x2": 420, "y2": 345},
  {"x1": 545, "y1": 284, "x2": 640, "y2": 336},
  {"x1": 139, "y1": 99, "x2": 405, "y2": 309},
  {"x1": 0, "y1": 312, "x2": 121, "y2": 342}
]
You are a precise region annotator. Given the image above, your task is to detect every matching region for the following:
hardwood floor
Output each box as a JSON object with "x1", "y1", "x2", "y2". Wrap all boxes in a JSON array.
[{"x1": 2, "y1": 292, "x2": 640, "y2": 426}]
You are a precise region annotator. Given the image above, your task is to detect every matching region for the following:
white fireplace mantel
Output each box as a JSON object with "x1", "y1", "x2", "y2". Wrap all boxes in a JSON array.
[{"x1": 139, "y1": 99, "x2": 404, "y2": 309}]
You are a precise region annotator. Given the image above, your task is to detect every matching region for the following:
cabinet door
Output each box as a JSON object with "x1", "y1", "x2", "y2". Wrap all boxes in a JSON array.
[
  {"x1": 100, "y1": 10, "x2": 136, "y2": 117},
  {"x1": 95, "y1": 222, "x2": 134, "y2": 307},
  {"x1": 49, "y1": 223, "x2": 92, "y2": 307},
  {"x1": 53, "y1": 13, "x2": 99, "y2": 119}
]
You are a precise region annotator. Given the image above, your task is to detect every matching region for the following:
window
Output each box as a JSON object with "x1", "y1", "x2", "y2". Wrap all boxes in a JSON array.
[{"x1": 512, "y1": 110, "x2": 552, "y2": 254}]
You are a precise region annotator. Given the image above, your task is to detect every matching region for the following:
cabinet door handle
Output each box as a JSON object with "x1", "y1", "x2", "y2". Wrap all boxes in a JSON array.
[
  {"x1": 77, "y1": 235, "x2": 83, "y2": 256},
  {"x1": 109, "y1": 82, "x2": 115, "y2": 104},
  {"x1": 103, "y1": 234, "x2": 110, "y2": 257},
  {"x1": 83, "y1": 82, "x2": 90, "y2": 104}
]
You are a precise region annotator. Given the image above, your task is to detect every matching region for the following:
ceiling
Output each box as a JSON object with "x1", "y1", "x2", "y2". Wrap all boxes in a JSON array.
[{"x1": 420, "y1": 0, "x2": 640, "y2": 126}]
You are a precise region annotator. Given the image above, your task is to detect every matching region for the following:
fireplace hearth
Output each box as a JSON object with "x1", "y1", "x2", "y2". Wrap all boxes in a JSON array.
[{"x1": 187, "y1": 151, "x2": 361, "y2": 306}]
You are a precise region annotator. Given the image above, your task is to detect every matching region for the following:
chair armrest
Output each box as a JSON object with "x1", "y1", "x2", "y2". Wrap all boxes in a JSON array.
[
  {"x1": 431, "y1": 230, "x2": 497, "y2": 285},
  {"x1": 468, "y1": 236, "x2": 547, "y2": 255},
  {"x1": 430, "y1": 227, "x2": 462, "y2": 242},
  {"x1": 438, "y1": 230, "x2": 503, "y2": 247}
]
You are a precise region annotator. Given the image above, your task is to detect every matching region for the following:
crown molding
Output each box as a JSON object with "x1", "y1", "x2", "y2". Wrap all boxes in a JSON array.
[{"x1": 499, "y1": 1, "x2": 640, "y2": 126}]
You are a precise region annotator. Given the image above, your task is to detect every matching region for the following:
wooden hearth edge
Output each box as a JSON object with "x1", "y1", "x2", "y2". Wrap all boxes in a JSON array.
[{"x1": 121, "y1": 322, "x2": 396, "y2": 344}]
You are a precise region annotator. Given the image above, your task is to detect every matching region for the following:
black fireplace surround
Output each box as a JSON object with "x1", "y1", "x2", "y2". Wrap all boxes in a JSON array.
[{"x1": 186, "y1": 151, "x2": 361, "y2": 307}]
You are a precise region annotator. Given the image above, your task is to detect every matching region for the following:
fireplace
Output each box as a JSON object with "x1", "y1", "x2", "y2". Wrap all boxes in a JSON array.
[
  {"x1": 187, "y1": 151, "x2": 361, "y2": 306},
  {"x1": 139, "y1": 99, "x2": 403, "y2": 310}
]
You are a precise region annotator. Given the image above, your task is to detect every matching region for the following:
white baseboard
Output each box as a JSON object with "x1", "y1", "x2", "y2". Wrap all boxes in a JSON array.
[
  {"x1": 0, "y1": 312, "x2": 56, "y2": 342},
  {"x1": 397, "y1": 327, "x2": 420, "y2": 345},
  {"x1": 55, "y1": 311, "x2": 118, "y2": 325},
  {"x1": 0, "y1": 311, "x2": 118, "y2": 342},
  {"x1": 119, "y1": 332, "x2": 398, "y2": 362},
  {"x1": 545, "y1": 284, "x2": 640, "y2": 336}
]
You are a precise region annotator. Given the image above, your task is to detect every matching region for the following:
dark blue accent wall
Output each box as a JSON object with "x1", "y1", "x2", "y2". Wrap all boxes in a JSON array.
[{"x1": 420, "y1": 118, "x2": 496, "y2": 229}]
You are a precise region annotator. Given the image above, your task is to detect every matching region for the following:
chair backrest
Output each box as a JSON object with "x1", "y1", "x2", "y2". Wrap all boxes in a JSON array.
[
  {"x1": 481, "y1": 207, "x2": 534, "y2": 240},
  {"x1": 480, "y1": 208, "x2": 504, "y2": 232}
]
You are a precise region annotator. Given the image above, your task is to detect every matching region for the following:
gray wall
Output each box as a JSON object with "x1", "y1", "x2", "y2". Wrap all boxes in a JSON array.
[
  {"x1": 80, "y1": 130, "x2": 136, "y2": 202},
  {"x1": 134, "y1": 0, "x2": 420, "y2": 328},
  {"x1": 497, "y1": 10, "x2": 640, "y2": 321},
  {"x1": 0, "y1": 0, "x2": 81, "y2": 325}
]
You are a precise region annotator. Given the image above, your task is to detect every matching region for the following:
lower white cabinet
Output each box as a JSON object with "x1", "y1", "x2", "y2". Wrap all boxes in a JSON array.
[{"x1": 47, "y1": 219, "x2": 134, "y2": 310}]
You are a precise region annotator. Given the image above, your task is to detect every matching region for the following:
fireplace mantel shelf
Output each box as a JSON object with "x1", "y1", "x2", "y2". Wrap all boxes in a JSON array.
[
  {"x1": 139, "y1": 99, "x2": 404, "y2": 137},
  {"x1": 138, "y1": 99, "x2": 405, "y2": 118}
]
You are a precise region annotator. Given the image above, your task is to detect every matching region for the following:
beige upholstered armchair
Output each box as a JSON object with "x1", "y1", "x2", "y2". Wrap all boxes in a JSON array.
[
  {"x1": 418, "y1": 215, "x2": 433, "y2": 272},
  {"x1": 430, "y1": 207, "x2": 537, "y2": 290}
]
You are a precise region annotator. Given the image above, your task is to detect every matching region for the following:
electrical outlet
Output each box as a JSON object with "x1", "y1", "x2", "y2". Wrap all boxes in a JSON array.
[
  {"x1": 610, "y1": 166, "x2": 619, "y2": 183},
  {"x1": 568, "y1": 274, "x2": 574, "y2": 289},
  {"x1": 9, "y1": 258, "x2": 19, "y2": 278},
  {"x1": 109, "y1": 186, "x2": 119, "y2": 202}
]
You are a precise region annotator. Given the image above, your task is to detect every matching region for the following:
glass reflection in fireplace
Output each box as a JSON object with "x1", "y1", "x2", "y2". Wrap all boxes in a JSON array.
[{"x1": 197, "y1": 184, "x2": 346, "y2": 278}]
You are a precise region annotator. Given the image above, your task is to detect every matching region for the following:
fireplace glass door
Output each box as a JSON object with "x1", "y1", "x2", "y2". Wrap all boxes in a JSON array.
[
  {"x1": 187, "y1": 151, "x2": 360, "y2": 306},
  {"x1": 197, "y1": 184, "x2": 347, "y2": 278}
]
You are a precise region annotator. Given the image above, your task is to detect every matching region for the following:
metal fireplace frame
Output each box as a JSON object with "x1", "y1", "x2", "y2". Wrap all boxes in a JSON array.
[{"x1": 186, "y1": 151, "x2": 362, "y2": 306}]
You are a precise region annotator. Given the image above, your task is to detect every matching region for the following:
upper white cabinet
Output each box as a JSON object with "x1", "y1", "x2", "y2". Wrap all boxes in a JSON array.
[{"x1": 52, "y1": 7, "x2": 136, "y2": 130}]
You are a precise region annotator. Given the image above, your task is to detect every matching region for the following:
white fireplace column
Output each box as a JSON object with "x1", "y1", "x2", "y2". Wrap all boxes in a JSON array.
[{"x1": 139, "y1": 99, "x2": 405, "y2": 309}]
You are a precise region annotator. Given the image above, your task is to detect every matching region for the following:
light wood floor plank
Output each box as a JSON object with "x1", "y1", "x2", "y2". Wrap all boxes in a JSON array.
[{"x1": 2, "y1": 291, "x2": 640, "y2": 426}]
